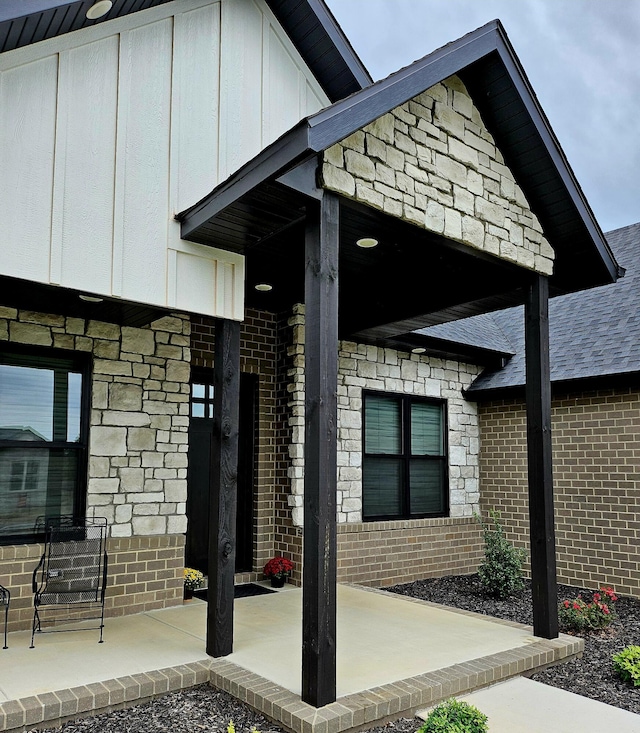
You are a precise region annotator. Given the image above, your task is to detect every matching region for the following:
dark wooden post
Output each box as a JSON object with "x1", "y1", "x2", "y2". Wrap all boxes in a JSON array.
[
  {"x1": 525, "y1": 274, "x2": 559, "y2": 639},
  {"x1": 302, "y1": 191, "x2": 339, "y2": 707},
  {"x1": 207, "y1": 318, "x2": 240, "y2": 657}
]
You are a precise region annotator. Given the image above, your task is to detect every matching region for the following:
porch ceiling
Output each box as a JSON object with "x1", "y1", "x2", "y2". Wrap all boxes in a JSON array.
[{"x1": 237, "y1": 184, "x2": 531, "y2": 341}]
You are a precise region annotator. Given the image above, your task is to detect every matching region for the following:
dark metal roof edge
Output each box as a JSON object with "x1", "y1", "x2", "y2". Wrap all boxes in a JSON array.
[
  {"x1": 384, "y1": 333, "x2": 515, "y2": 366},
  {"x1": 466, "y1": 370, "x2": 640, "y2": 402},
  {"x1": 305, "y1": 0, "x2": 372, "y2": 91},
  {"x1": 418, "y1": 334, "x2": 515, "y2": 359},
  {"x1": 490, "y1": 21, "x2": 620, "y2": 285},
  {"x1": 0, "y1": 1, "x2": 72, "y2": 24},
  {"x1": 178, "y1": 123, "x2": 312, "y2": 238},
  {"x1": 307, "y1": 20, "x2": 501, "y2": 148}
]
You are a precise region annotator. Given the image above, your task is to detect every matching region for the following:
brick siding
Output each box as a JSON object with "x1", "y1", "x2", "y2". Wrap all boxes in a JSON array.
[
  {"x1": 478, "y1": 387, "x2": 640, "y2": 598},
  {"x1": 0, "y1": 535, "x2": 184, "y2": 633}
]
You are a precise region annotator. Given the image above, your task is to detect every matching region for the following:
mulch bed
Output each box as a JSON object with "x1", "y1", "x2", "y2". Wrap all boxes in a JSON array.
[
  {"x1": 386, "y1": 574, "x2": 640, "y2": 715},
  {"x1": 30, "y1": 574, "x2": 639, "y2": 732}
]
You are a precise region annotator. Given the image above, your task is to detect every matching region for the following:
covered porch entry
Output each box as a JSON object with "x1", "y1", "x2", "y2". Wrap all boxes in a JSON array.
[{"x1": 176, "y1": 20, "x2": 619, "y2": 709}]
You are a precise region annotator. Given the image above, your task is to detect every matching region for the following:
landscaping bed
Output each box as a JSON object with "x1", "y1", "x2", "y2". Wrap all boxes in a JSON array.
[{"x1": 386, "y1": 574, "x2": 640, "y2": 715}]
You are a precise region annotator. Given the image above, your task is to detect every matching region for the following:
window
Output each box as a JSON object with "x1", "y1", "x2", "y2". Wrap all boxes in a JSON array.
[
  {"x1": 0, "y1": 348, "x2": 89, "y2": 543},
  {"x1": 362, "y1": 392, "x2": 448, "y2": 521}
]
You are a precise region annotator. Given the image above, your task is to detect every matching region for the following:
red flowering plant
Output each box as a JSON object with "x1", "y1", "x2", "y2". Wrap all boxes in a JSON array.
[
  {"x1": 558, "y1": 586, "x2": 618, "y2": 633},
  {"x1": 263, "y1": 556, "x2": 294, "y2": 580}
]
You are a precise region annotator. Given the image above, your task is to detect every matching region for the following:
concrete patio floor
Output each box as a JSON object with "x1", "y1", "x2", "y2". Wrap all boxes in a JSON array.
[{"x1": 0, "y1": 584, "x2": 589, "y2": 732}]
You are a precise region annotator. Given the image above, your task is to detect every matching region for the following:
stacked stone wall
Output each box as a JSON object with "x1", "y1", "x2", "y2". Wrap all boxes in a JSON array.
[
  {"x1": 321, "y1": 75, "x2": 554, "y2": 275},
  {"x1": 286, "y1": 305, "x2": 483, "y2": 525},
  {"x1": 0, "y1": 306, "x2": 190, "y2": 629}
]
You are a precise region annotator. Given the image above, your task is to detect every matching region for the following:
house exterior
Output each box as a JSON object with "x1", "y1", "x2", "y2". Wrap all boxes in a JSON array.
[
  {"x1": 0, "y1": 0, "x2": 624, "y2": 708},
  {"x1": 423, "y1": 222, "x2": 640, "y2": 599}
]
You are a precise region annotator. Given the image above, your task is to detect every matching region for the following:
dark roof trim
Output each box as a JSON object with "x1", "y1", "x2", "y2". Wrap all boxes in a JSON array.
[
  {"x1": 266, "y1": 0, "x2": 371, "y2": 102},
  {"x1": 466, "y1": 370, "x2": 640, "y2": 403},
  {"x1": 306, "y1": 20, "x2": 498, "y2": 149},
  {"x1": 177, "y1": 19, "x2": 619, "y2": 291},
  {"x1": 179, "y1": 123, "x2": 312, "y2": 237},
  {"x1": 479, "y1": 24, "x2": 620, "y2": 285},
  {"x1": 382, "y1": 334, "x2": 514, "y2": 368}
]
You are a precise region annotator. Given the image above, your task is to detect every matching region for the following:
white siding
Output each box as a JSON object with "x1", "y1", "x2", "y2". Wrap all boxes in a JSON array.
[
  {"x1": 51, "y1": 36, "x2": 119, "y2": 292},
  {"x1": 0, "y1": 0, "x2": 329, "y2": 319},
  {"x1": 0, "y1": 57, "x2": 58, "y2": 283},
  {"x1": 114, "y1": 20, "x2": 173, "y2": 305}
]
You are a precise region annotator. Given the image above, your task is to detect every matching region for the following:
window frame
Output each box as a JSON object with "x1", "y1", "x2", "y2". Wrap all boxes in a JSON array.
[
  {"x1": 0, "y1": 344, "x2": 91, "y2": 545},
  {"x1": 362, "y1": 390, "x2": 449, "y2": 522}
]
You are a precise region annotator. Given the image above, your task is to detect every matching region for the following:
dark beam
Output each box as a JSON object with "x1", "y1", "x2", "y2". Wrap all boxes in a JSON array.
[
  {"x1": 525, "y1": 274, "x2": 558, "y2": 639},
  {"x1": 207, "y1": 318, "x2": 241, "y2": 657},
  {"x1": 302, "y1": 192, "x2": 339, "y2": 707}
]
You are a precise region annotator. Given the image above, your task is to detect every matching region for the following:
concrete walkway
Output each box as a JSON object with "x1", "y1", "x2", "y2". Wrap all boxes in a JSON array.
[
  {"x1": 455, "y1": 677, "x2": 640, "y2": 732},
  {"x1": 0, "y1": 584, "x2": 622, "y2": 733}
]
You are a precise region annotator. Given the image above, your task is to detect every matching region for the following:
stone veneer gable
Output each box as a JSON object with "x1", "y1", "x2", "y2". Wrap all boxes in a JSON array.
[
  {"x1": 321, "y1": 75, "x2": 554, "y2": 275},
  {"x1": 286, "y1": 305, "x2": 482, "y2": 525}
]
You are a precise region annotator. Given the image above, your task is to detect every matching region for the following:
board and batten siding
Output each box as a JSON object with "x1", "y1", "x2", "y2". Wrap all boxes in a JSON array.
[{"x1": 0, "y1": 0, "x2": 328, "y2": 320}]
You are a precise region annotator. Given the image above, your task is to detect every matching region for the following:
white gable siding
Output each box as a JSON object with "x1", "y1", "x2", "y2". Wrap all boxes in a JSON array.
[{"x1": 0, "y1": 0, "x2": 328, "y2": 320}]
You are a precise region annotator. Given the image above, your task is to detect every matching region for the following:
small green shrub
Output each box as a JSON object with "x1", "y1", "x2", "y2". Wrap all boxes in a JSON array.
[
  {"x1": 476, "y1": 510, "x2": 526, "y2": 599},
  {"x1": 558, "y1": 586, "x2": 618, "y2": 632},
  {"x1": 419, "y1": 698, "x2": 488, "y2": 733},
  {"x1": 612, "y1": 645, "x2": 640, "y2": 687}
]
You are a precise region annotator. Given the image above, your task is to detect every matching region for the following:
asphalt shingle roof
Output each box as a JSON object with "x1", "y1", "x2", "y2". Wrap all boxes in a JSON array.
[
  {"x1": 415, "y1": 312, "x2": 515, "y2": 357},
  {"x1": 421, "y1": 222, "x2": 640, "y2": 394}
]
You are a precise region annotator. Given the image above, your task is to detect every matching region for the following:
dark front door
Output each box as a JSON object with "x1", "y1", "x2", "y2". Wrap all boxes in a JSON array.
[{"x1": 186, "y1": 368, "x2": 256, "y2": 574}]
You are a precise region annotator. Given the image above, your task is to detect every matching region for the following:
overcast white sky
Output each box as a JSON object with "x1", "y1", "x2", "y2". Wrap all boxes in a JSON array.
[{"x1": 326, "y1": 0, "x2": 640, "y2": 233}]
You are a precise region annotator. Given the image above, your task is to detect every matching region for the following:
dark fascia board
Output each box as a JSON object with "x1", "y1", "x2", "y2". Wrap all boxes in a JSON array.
[
  {"x1": 382, "y1": 334, "x2": 514, "y2": 368},
  {"x1": 178, "y1": 19, "x2": 618, "y2": 289},
  {"x1": 178, "y1": 123, "x2": 313, "y2": 237},
  {"x1": 306, "y1": 0, "x2": 372, "y2": 90},
  {"x1": 466, "y1": 370, "x2": 640, "y2": 403},
  {"x1": 266, "y1": 0, "x2": 371, "y2": 102}
]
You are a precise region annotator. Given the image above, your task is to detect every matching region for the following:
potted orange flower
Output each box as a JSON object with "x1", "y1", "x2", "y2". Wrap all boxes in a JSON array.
[{"x1": 263, "y1": 556, "x2": 294, "y2": 588}]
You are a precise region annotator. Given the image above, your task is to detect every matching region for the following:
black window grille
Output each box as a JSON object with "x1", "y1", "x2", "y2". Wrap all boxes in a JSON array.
[{"x1": 362, "y1": 391, "x2": 448, "y2": 521}]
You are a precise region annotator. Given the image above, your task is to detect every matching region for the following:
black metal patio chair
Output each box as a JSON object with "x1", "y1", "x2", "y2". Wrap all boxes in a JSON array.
[
  {"x1": 0, "y1": 583, "x2": 9, "y2": 649},
  {"x1": 31, "y1": 516, "x2": 108, "y2": 648}
]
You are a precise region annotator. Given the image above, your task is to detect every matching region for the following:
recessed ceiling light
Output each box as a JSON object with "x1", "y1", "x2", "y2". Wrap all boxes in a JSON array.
[
  {"x1": 86, "y1": 1, "x2": 113, "y2": 20},
  {"x1": 356, "y1": 238, "x2": 378, "y2": 249},
  {"x1": 79, "y1": 294, "x2": 104, "y2": 303},
  {"x1": 411, "y1": 347, "x2": 426, "y2": 354},
  {"x1": 255, "y1": 283, "x2": 273, "y2": 292}
]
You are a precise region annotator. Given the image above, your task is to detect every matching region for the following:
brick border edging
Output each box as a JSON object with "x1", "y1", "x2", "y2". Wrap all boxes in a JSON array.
[
  {"x1": 0, "y1": 591, "x2": 584, "y2": 733},
  {"x1": 207, "y1": 634, "x2": 582, "y2": 733},
  {"x1": 0, "y1": 660, "x2": 214, "y2": 732},
  {"x1": 0, "y1": 642, "x2": 583, "y2": 733}
]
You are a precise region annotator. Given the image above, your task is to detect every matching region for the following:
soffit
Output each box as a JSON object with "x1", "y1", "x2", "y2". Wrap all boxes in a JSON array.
[{"x1": 0, "y1": 275, "x2": 167, "y2": 328}]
